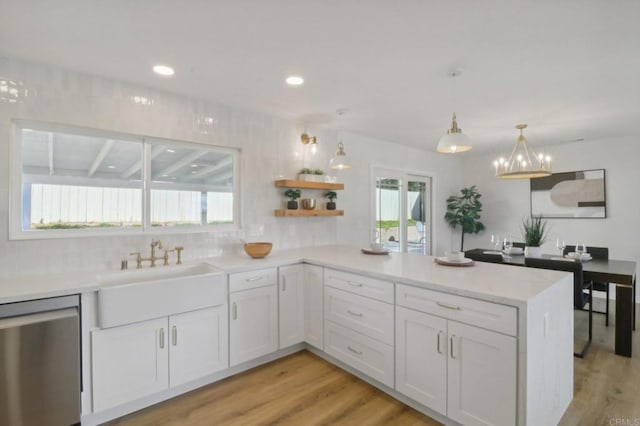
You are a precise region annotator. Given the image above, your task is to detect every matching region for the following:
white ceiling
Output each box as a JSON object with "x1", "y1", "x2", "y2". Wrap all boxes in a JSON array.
[{"x1": 1, "y1": 0, "x2": 639, "y2": 154}]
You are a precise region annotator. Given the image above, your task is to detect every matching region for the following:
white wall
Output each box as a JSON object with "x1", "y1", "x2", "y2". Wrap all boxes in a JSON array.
[
  {"x1": 0, "y1": 56, "x2": 460, "y2": 279},
  {"x1": 333, "y1": 131, "x2": 464, "y2": 255},
  {"x1": 461, "y1": 137, "x2": 640, "y2": 300}
]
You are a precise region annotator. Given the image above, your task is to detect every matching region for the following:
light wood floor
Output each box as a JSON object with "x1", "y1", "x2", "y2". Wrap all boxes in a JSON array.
[{"x1": 108, "y1": 301, "x2": 639, "y2": 426}]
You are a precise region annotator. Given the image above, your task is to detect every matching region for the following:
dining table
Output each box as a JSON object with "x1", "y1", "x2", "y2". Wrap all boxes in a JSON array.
[{"x1": 466, "y1": 248, "x2": 637, "y2": 357}]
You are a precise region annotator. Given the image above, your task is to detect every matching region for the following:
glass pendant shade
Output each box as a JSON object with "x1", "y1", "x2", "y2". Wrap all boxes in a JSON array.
[
  {"x1": 437, "y1": 113, "x2": 472, "y2": 153},
  {"x1": 329, "y1": 141, "x2": 351, "y2": 169},
  {"x1": 494, "y1": 124, "x2": 552, "y2": 179}
]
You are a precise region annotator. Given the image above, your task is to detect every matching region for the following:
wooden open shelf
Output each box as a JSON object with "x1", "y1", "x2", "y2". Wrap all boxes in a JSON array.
[
  {"x1": 274, "y1": 180, "x2": 344, "y2": 190},
  {"x1": 274, "y1": 209, "x2": 344, "y2": 217}
]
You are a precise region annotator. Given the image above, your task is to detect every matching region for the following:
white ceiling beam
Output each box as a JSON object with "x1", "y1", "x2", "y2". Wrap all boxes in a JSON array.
[
  {"x1": 154, "y1": 150, "x2": 208, "y2": 178},
  {"x1": 185, "y1": 156, "x2": 233, "y2": 180},
  {"x1": 207, "y1": 170, "x2": 233, "y2": 184},
  {"x1": 88, "y1": 139, "x2": 115, "y2": 177},
  {"x1": 121, "y1": 145, "x2": 165, "y2": 179},
  {"x1": 48, "y1": 133, "x2": 54, "y2": 175}
]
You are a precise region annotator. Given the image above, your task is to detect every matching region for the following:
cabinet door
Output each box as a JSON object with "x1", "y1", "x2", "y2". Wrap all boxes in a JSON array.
[
  {"x1": 447, "y1": 321, "x2": 516, "y2": 426},
  {"x1": 279, "y1": 264, "x2": 305, "y2": 348},
  {"x1": 229, "y1": 285, "x2": 278, "y2": 366},
  {"x1": 395, "y1": 306, "x2": 447, "y2": 416},
  {"x1": 92, "y1": 317, "x2": 169, "y2": 412},
  {"x1": 169, "y1": 305, "x2": 229, "y2": 387},
  {"x1": 304, "y1": 264, "x2": 324, "y2": 349}
]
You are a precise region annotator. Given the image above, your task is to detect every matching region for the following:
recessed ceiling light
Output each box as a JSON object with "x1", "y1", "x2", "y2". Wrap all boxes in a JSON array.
[
  {"x1": 286, "y1": 76, "x2": 304, "y2": 86},
  {"x1": 107, "y1": 165, "x2": 115, "y2": 169},
  {"x1": 190, "y1": 164, "x2": 198, "y2": 168},
  {"x1": 166, "y1": 149, "x2": 175, "y2": 153},
  {"x1": 153, "y1": 65, "x2": 175, "y2": 76}
]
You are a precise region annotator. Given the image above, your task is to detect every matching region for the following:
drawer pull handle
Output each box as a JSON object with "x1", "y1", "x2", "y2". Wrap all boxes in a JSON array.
[
  {"x1": 172, "y1": 326, "x2": 178, "y2": 346},
  {"x1": 232, "y1": 302, "x2": 237, "y2": 320},
  {"x1": 347, "y1": 346, "x2": 363, "y2": 356},
  {"x1": 347, "y1": 309, "x2": 363, "y2": 317},
  {"x1": 159, "y1": 328, "x2": 165, "y2": 349},
  {"x1": 347, "y1": 281, "x2": 363, "y2": 287},
  {"x1": 450, "y1": 335, "x2": 456, "y2": 359},
  {"x1": 246, "y1": 276, "x2": 264, "y2": 282},
  {"x1": 437, "y1": 330, "x2": 443, "y2": 354},
  {"x1": 437, "y1": 301, "x2": 461, "y2": 310}
]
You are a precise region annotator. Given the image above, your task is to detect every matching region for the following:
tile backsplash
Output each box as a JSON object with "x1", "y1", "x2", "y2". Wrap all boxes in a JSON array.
[{"x1": 0, "y1": 56, "x2": 460, "y2": 280}]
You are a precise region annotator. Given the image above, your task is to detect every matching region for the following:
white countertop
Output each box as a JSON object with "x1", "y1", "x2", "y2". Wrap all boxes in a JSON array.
[{"x1": 0, "y1": 245, "x2": 569, "y2": 307}]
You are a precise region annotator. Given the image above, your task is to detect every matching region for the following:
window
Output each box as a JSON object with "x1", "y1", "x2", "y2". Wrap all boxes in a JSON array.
[
  {"x1": 10, "y1": 121, "x2": 239, "y2": 239},
  {"x1": 371, "y1": 167, "x2": 432, "y2": 255}
]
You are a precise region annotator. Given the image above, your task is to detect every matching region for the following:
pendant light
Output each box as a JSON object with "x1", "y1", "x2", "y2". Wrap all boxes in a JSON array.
[
  {"x1": 493, "y1": 124, "x2": 552, "y2": 179},
  {"x1": 436, "y1": 70, "x2": 472, "y2": 154},
  {"x1": 330, "y1": 109, "x2": 352, "y2": 170}
]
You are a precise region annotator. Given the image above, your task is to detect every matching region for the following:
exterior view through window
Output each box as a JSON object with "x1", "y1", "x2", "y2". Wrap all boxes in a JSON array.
[
  {"x1": 372, "y1": 168, "x2": 432, "y2": 255},
  {"x1": 12, "y1": 121, "x2": 238, "y2": 238}
]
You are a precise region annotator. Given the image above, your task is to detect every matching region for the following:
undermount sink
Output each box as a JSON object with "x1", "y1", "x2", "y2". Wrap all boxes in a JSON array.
[{"x1": 97, "y1": 262, "x2": 226, "y2": 328}]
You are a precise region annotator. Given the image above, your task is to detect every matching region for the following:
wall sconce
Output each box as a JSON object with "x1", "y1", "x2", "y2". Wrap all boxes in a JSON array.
[{"x1": 300, "y1": 132, "x2": 318, "y2": 155}]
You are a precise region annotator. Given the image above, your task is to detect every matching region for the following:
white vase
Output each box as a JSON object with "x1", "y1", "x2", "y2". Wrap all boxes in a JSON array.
[{"x1": 524, "y1": 246, "x2": 542, "y2": 258}]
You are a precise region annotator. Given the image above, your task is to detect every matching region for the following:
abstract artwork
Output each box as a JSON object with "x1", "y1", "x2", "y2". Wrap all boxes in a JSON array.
[{"x1": 530, "y1": 169, "x2": 606, "y2": 218}]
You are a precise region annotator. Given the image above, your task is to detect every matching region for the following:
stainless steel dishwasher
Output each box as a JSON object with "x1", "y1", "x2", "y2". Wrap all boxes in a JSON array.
[{"x1": 0, "y1": 295, "x2": 80, "y2": 426}]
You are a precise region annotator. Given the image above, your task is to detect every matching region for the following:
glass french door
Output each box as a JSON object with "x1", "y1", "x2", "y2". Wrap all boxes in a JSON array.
[{"x1": 372, "y1": 168, "x2": 432, "y2": 255}]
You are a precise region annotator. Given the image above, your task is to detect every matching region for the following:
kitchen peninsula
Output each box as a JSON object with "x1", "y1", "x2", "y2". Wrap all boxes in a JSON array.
[{"x1": 0, "y1": 245, "x2": 574, "y2": 426}]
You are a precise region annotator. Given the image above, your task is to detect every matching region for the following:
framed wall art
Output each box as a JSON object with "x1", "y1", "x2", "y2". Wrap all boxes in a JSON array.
[{"x1": 530, "y1": 169, "x2": 606, "y2": 218}]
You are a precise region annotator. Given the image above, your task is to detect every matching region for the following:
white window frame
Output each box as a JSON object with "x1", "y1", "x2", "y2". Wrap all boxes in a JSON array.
[
  {"x1": 9, "y1": 120, "x2": 241, "y2": 240},
  {"x1": 369, "y1": 165, "x2": 435, "y2": 255}
]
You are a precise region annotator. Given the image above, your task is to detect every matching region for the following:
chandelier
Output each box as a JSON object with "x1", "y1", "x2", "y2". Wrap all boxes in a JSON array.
[{"x1": 494, "y1": 124, "x2": 551, "y2": 179}]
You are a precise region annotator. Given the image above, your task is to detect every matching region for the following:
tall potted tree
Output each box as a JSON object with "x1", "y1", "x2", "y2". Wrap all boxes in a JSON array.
[{"x1": 444, "y1": 185, "x2": 485, "y2": 251}]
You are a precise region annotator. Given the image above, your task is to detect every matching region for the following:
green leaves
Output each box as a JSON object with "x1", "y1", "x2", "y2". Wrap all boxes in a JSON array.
[
  {"x1": 284, "y1": 189, "x2": 301, "y2": 201},
  {"x1": 522, "y1": 215, "x2": 548, "y2": 247},
  {"x1": 444, "y1": 185, "x2": 485, "y2": 250},
  {"x1": 324, "y1": 191, "x2": 337, "y2": 201}
]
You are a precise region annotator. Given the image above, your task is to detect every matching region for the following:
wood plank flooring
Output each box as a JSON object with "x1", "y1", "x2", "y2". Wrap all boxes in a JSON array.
[{"x1": 108, "y1": 301, "x2": 639, "y2": 426}]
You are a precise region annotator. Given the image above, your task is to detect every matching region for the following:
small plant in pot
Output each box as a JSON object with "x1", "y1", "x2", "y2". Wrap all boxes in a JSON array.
[
  {"x1": 284, "y1": 189, "x2": 301, "y2": 209},
  {"x1": 522, "y1": 215, "x2": 548, "y2": 257},
  {"x1": 298, "y1": 168, "x2": 325, "y2": 182},
  {"x1": 325, "y1": 191, "x2": 337, "y2": 210}
]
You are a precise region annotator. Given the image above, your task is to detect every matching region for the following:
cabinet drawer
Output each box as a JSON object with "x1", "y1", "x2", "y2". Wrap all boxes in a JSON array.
[
  {"x1": 396, "y1": 284, "x2": 517, "y2": 336},
  {"x1": 324, "y1": 269, "x2": 393, "y2": 303},
  {"x1": 229, "y1": 268, "x2": 277, "y2": 293},
  {"x1": 324, "y1": 286, "x2": 394, "y2": 345},
  {"x1": 324, "y1": 320, "x2": 394, "y2": 388}
]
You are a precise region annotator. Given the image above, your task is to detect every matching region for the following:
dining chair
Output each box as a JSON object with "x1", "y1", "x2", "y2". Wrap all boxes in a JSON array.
[
  {"x1": 464, "y1": 251, "x2": 503, "y2": 264},
  {"x1": 525, "y1": 257, "x2": 593, "y2": 358},
  {"x1": 564, "y1": 245, "x2": 610, "y2": 326}
]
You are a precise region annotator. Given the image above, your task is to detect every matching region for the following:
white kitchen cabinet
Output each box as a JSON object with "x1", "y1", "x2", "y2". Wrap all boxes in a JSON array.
[
  {"x1": 447, "y1": 321, "x2": 516, "y2": 426},
  {"x1": 229, "y1": 283, "x2": 278, "y2": 366},
  {"x1": 92, "y1": 317, "x2": 169, "y2": 412},
  {"x1": 395, "y1": 284, "x2": 517, "y2": 426},
  {"x1": 304, "y1": 264, "x2": 323, "y2": 349},
  {"x1": 395, "y1": 306, "x2": 447, "y2": 416},
  {"x1": 92, "y1": 306, "x2": 228, "y2": 412},
  {"x1": 169, "y1": 305, "x2": 229, "y2": 387},
  {"x1": 279, "y1": 264, "x2": 305, "y2": 348}
]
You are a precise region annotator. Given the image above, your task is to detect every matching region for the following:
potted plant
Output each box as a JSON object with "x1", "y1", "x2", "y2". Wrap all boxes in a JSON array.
[
  {"x1": 521, "y1": 215, "x2": 548, "y2": 257},
  {"x1": 325, "y1": 191, "x2": 337, "y2": 210},
  {"x1": 444, "y1": 185, "x2": 485, "y2": 251},
  {"x1": 284, "y1": 189, "x2": 301, "y2": 209},
  {"x1": 298, "y1": 168, "x2": 325, "y2": 182}
]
